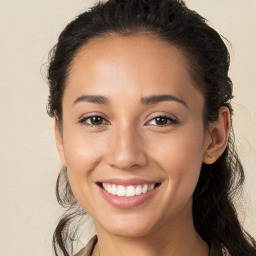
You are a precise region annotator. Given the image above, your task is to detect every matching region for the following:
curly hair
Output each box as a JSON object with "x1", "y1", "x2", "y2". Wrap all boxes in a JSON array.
[{"x1": 47, "y1": 0, "x2": 256, "y2": 255}]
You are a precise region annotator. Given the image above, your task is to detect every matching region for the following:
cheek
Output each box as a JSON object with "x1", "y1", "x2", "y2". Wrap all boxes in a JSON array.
[
  {"x1": 63, "y1": 128, "x2": 106, "y2": 174},
  {"x1": 151, "y1": 125, "x2": 204, "y2": 165},
  {"x1": 62, "y1": 125, "x2": 107, "y2": 201},
  {"x1": 150, "y1": 126, "x2": 205, "y2": 201},
  {"x1": 62, "y1": 134, "x2": 109, "y2": 217}
]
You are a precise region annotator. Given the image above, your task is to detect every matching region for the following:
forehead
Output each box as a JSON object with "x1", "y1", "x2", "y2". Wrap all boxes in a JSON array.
[
  {"x1": 64, "y1": 34, "x2": 204, "y2": 110},
  {"x1": 70, "y1": 34, "x2": 190, "y2": 86}
]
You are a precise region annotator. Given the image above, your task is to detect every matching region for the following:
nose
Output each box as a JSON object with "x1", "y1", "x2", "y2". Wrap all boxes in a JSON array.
[{"x1": 106, "y1": 125, "x2": 148, "y2": 171}]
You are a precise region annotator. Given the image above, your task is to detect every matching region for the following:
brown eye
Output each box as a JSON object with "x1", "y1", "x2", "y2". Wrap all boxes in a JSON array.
[
  {"x1": 147, "y1": 116, "x2": 177, "y2": 126},
  {"x1": 80, "y1": 116, "x2": 108, "y2": 126},
  {"x1": 89, "y1": 116, "x2": 104, "y2": 125},
  {"x1": 155, "y1": 117, "x2": 169, "y2": 125}
]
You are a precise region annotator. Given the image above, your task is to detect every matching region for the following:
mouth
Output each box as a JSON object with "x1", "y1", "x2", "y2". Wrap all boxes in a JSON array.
[{"x1": 97, "y1": 182, "x2": 161, "y2": 198}]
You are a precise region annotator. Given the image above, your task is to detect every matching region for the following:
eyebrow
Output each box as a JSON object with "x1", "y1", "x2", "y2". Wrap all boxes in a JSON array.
[
  {"x1": 141, "y1": 94, "x2": 188, "y2": 108},
  {"x1": 72, "y1": 95, "x2": 110, "y2": 106},
  {"x1": 72, "y1": 94, "x2": 188, "y2": 108}
]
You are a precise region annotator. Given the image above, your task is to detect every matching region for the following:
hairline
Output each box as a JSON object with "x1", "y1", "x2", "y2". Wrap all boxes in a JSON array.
[{"x1": 59, "y1": 31, "x2": 208, "y2": 128}]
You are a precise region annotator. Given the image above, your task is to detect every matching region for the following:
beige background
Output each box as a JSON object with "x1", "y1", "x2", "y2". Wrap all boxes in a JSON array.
[{"x1": 0, "y1": 0, "x2": 255, "y2": 255}]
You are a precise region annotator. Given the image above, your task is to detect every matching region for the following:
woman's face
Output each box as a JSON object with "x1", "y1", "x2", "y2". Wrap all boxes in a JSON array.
[{"x1": 57, "y1": 34, "x2": 211, "y2": 238}]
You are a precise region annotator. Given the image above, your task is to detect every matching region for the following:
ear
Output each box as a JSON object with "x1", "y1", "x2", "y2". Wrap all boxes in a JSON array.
[
  {"x1": 54, "y1": 116, "x2": 67, "y2": 167},
  {"x1": 203, "y1": 106, "x2": 231, "y2": 164}
]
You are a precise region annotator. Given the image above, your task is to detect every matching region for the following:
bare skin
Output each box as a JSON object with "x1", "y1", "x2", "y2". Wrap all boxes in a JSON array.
[{"x1": 55, "y1": 34, "x2": 230, "y2": 256}]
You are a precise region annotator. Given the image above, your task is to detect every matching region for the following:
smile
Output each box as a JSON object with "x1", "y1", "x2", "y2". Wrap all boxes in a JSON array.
[
  {"x1": 98, "y1": 179, "x2": 161, "y2": 208},
  {"x1": 102, "y1": 183, "x2": 157, "y2": 197}
]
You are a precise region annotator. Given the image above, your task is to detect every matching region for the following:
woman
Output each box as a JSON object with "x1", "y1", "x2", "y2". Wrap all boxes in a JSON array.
[{"x1": 46, "y1": 0, "x2": 256, "y2": 255}]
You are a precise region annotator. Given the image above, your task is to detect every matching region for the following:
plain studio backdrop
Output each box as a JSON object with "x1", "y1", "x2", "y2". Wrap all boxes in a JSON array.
[{"x1": 0, "y1": 0, "x2": 255, "y2": 255}]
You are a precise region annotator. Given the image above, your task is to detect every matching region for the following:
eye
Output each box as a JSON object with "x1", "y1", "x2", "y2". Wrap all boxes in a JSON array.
[
  {"x1": 79, "y1": 115, "x2": 109, "y2": 127},
  {"x1": 146, "y1": 116, "x2": 178, "y2": 126}
]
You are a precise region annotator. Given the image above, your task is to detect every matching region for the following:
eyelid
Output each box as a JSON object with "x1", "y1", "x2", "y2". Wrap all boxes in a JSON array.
[
  {"x1": 78, "y1": 111, "x2": 108, "y2": 121},
  {"x1": 145, "y1": 113, "x2": 179, "y2": 126},
  {"x1": 78, "y1": 112, "x2": 110, "y2": 127},
  {"x1": 78, "y1": 112, "x2": 179, "y2": 127}
]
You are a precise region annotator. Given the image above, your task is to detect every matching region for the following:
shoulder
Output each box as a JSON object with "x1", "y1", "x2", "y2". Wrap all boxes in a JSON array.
[{"x1": 74, "y1": 236, "x2": 97, "y2": 256}]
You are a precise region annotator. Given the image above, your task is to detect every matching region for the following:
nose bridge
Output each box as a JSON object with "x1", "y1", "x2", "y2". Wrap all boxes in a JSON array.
[{"x1": 107, "y1": 121, "x2": 147, "y2": 170}]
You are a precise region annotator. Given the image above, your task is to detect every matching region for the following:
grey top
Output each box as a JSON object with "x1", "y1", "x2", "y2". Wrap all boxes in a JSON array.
[{"x1": 75, "y1": 236, "x2": 228, "y2": 256}]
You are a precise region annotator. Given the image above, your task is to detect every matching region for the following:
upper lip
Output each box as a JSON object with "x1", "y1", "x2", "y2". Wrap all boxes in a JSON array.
[{"x1": 98, "y1": 178, "x2": 161, "y2": 186}]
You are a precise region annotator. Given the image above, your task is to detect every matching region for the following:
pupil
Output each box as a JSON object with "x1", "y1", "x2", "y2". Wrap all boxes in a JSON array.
[
  {"x1": 156, "y1": 117, "x2": 167, "y2": 125},
  {"x1": 92, "y1": 116, "x2": 102, "y2": 124}
]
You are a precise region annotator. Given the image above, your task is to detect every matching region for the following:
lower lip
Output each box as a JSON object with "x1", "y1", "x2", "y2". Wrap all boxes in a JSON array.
[{"x1": 99, "y1": 185, "x2": 159, "y2": 209}]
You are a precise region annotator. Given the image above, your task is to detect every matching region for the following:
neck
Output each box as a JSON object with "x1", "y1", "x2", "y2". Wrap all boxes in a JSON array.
[{"x1": 93, "y1": 213, "x2": 208, "y2": 256}]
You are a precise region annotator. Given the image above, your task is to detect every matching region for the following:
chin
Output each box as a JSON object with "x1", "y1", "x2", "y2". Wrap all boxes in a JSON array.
[
  {"x1": 109, "y1": 226, "x2": 152, "y2": 238},
  {"x1": 98, "y1": 215, "x2": 157, "y2": 238}
]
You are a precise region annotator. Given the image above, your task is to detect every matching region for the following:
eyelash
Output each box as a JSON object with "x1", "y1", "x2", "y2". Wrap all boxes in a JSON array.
[
  {"x1": 146, "y1": 115, "x2": 178, "y2": 126},
  {"x1": 79, "y1": 115, "x2": 109, "y2": 127},
  {"x1": 79, "y1": 115, "x2": 178, "y2": 128}
]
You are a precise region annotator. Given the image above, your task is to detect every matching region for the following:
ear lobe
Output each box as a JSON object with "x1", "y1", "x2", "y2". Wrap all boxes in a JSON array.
[
  {"x1": 203, "y1": 106, "x2": 231, "y2": 164},
  {"x1": 54, "y1": 116, "x2": 67, "y2": 167}
]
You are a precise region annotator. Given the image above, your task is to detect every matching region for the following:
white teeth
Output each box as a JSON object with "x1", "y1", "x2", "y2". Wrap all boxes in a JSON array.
[
  {"x1": 148, "y1": 184, "x2": 154, "y2": 191},
  {"x1": 117, "y1": 185, "x2": 126, "y2": 196},
  {"x1": 135, "y1": 185, "x2": 142, "y2": 195},
  {"x1": 126, "y1": 186, "x2": 135, "y2": 197},
  {"x1": 102, "y1": 183, "x2": 107, "y2": 190},
  {"x1": 142, "y1": 184, "x2": 148, "y2": 193},
  {"x1": 102, "y1": 183, "x2": 156, "y2": 197},
  {"x1": 111, "y1": 184, "x2": 117, "y2": 195},
  {"x1": 107, "y1": 184, "x2": 112, "y2": 193}
]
